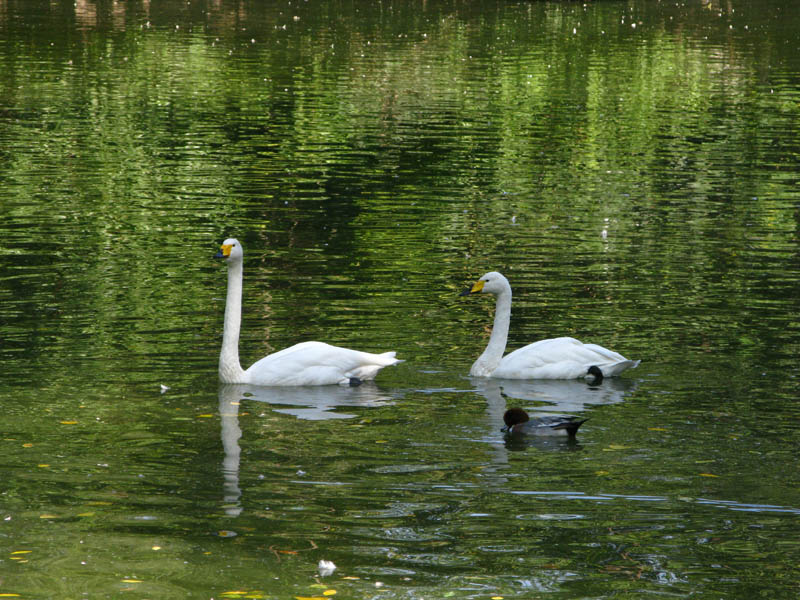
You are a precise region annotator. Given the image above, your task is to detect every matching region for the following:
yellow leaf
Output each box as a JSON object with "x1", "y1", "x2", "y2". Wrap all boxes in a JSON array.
[
  {"x1": 60, "y1": 421, "x2": 78, "y2": 425},
  {"x1": 323, "y1": 591, "x2": 337, "y2": 597},
  {"x1": 699, "y1": 473, "x2": 719, "y2": 478},
  {"x1": 648, "y1": 427, "x2": 667, "y2": 431},
  {"x1": 0, "y1": 594, "x2": 22, "y2": 597},
  {"x1": 37, "y1": 464, "x2": 50, "y2": 468},
  {"x1": 39, "y1": 514, "x2": 58, "y2": 519},
  {"x1": 492, "y1": 597, "x2": 505, "y2": 600},
  {"x1": 22, "y1": 443, "x2": 34, "y2": 448},
  {"x1": 341, "y1": 576, "x2": 360, "y2": 580},
  {"x1": 375, "y1": 440, "x2": 388, "y2": 444},
  {"x1": 152, "y1": 546, "x2": 162, "y2": 551},
  {"x1": 595, "y1": 470, "x2": 609, "y2": 476},
  {"x1": 11, "y1": 551, "x2": 32, "y2": 555},
  {"x1": 87, "y1": 501, "x2": 113, "y2": 506},
  {"x1": 295, "y1": 597, "x2": 326, "y2": 600},
  {"x1": 121, "y1": 579, "x2": 142, "y2": 584},
  {"x1": 197, "y1": 414, "x2": 214, "y2": 419},
  {"x1": 602, "y1": 444, "x2": 628, "y2": 451}
]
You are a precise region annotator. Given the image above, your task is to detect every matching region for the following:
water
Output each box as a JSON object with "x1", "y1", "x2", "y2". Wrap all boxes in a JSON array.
[{"x1": 2, "y1": 0, "x2": 799, "y2": 598}]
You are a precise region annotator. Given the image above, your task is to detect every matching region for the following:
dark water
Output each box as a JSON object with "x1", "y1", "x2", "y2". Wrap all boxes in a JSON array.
[{"x1": 2, "y1": 0, "x2": 799, "y2": 598}]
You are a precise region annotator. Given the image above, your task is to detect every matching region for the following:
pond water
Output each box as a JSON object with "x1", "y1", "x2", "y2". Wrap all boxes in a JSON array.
[{"x1": 1, "y1": 0, "x2": 799, "y2": 598}]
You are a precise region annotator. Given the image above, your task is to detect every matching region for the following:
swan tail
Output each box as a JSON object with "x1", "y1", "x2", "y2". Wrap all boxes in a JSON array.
[{"x1": 602, "y1": 359, "x2": 640, "y2": 377}]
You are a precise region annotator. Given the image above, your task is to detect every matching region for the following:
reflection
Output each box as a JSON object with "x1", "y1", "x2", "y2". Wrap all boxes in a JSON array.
[
  {"x1": 473, "y1": 376, "x2": 637, "y2": 457},
  {"x1": 473, "y1": 376, "x2": 638, "y2": 430},
  {"x1": 232, "y1": 381, "x2": 399, "y2": 420},
  {"x1": 503, "y1": 434, "x2": 582, "y2": 453},
  {"x1": 217, "y1": 383, "x2": 402, "y2": 517},
  {"x1": 219, "y1": 387, "x2": 242, "y2": 517}
]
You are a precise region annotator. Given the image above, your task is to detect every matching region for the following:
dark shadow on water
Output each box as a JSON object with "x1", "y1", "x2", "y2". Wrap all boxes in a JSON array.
[{"x1": 503, "y1": 434, "x2": 584, "y2": 453}]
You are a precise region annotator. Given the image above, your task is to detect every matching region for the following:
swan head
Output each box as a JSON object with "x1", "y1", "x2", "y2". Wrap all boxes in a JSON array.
[
  {"x1": 215, "y1": 238, "x2": 243, "y2": 263},
  {"x1": 459, "y1": 271, "x2": 510, "y2": 297},
  {"x1": 500, "y1": 407, "x2": 529, "y2": 432}
]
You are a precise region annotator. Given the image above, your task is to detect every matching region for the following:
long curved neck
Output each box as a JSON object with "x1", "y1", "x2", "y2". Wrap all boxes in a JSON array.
[
  {"x1": 471, "y1": 286, "x2": 511, "y2": 376},
  {"x1": 219, "y1": 260, "x2": 246, "y2": 383}
]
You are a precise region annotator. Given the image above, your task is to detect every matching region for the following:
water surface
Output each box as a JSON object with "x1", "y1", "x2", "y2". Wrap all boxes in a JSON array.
[{"x1": 1, "y1": 0, "x2": 799, "y2": 598}]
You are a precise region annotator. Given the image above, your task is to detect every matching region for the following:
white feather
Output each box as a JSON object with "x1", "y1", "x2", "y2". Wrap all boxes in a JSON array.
[
  {"x1": 217, "y1": 238, "x2": 400, "y2": 386},
  {"x1": 464, "y1": 271, "x2": 638, "y2": 379}
]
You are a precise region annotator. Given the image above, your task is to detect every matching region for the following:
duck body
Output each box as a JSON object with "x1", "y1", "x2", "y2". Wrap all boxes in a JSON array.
[
  {"x1": 216, "y1": 238, "x2": 400, "y2": 386},
  {"x1": 461, "y1": 272, "x2": 639, "y2": 380},
  {"x1": 502, "y1": 407, "x2": 587, "y2": 438}
]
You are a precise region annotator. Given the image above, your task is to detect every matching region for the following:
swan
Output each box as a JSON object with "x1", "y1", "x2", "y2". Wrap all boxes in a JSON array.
[
  {"x1": 215, "y1": 238, "x2": 401, "y2": 386},
  {"x1": 461, "y1": 271, "x2": 639, "y2": 379}
]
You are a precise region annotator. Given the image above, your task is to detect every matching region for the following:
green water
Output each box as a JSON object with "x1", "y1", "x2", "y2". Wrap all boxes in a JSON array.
[{"x1": 1, "y1": 0, "x2": 799, "y2": 598}]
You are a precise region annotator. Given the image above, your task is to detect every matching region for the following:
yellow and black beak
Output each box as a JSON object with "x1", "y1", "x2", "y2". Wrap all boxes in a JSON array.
[
  {"x1": 215, "y1": 244, "x2": 233, "y2": 259},
  {"x1": 459, "y1": 279, "x2": 485, "y2": 296}
]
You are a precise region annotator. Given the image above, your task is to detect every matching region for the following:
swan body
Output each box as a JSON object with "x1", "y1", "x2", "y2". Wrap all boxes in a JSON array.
[
  {"x1": 461, "y1": 271, "x2": 639, "y2": 380},
  {"x1": 216, "y1": 238, "x2": 400, "y2": 386},
  {"x1": 501, "y1": 408, "x2": 587, "y2": 438}
]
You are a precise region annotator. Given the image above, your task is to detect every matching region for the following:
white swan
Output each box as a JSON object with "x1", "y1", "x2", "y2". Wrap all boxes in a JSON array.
[
  {"x1": 215, "y1": 238, "x2": 401, "y2": 386},
  {"x1": 461, "y1": 271, "x2": 639, "y2": 379}
]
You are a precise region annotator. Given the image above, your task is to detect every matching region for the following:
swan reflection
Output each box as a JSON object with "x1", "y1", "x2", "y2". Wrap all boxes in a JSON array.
[
  {"x1": 217, "y1": 383, "x2": 402, "y2": 516},
  {"x1": 473, "y1": 376, "x2": 637, "y2": 429}
]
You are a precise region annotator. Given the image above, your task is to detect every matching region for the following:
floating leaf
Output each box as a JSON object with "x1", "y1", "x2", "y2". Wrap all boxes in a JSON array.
[
  {"x1": 60, "y1": 420, "x2": 78, "y2": 425},
  {"x1": 323, "y1": 591, "x2": 337, "y2": 597},
  {"x1": 595, "y1": 470, "x2": 609, "y2": 476},
  {"x1": 295, "y1": 597, "x2": 326, "y2": 600},
  {"x1": 22, "y1": 443, "x2": 33, "y2": 448},
  {"x1": 648, "y1": 427, "x2": 667, "y2": 431},
  {"x1": 37, "y1": 464, "x2": 50, "y2": 468},
  {"x1": 121, "y1": 579, "x2": 142, "y2": 584},
  {"x1": 217, "y1": 530, "x2": 237, "y2": 538},
  {"x1": 0, "y1": 594, "x2": 22, "y2": 597},
  {"x1": 603, "y1": 444, "x2": 628, "y2": 451},
  {"x1": 11, "y1": 551, "x2": 32, "y2": 555},
  {"x1": 39, "y1": 514, "x2": 58, "y2": 519},
  {"x1": 197, "y1": 414, "x2": 214, "y2": 419},
  {"x1": 699, "y1": 473, "x2": 719, "y2": 478},
  {"x1": 152, "y1": 546, "x2": 162, "y2": 551}
]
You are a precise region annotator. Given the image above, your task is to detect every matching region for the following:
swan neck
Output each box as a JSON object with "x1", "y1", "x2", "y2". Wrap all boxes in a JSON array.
[
  {"x1": 220, "y1": 260, "x2": 246, "y2": 383},
  {"x1": 472, "y1": 287, "x2": 512, "y2": 376}
]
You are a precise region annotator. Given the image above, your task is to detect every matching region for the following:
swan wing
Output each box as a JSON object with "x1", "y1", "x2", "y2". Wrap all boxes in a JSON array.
[
  {"x1": 244, "y1": 341, "x2": 400, "y2": 386},
  {"x1": 493, "y1": 336, "x2": 637, "y2": 379}
]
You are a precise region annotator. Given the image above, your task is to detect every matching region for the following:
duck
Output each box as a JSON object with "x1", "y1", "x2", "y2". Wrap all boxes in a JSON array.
[
  {"x1": 501, "y1": 407, "x2": 588, "y2": 438},
  {"x1": 461, "y1": 271, "x2": 639, "y2": 379},
  {"x1": 215, "y1": 238, "x2": 401, "y2": 386}
]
